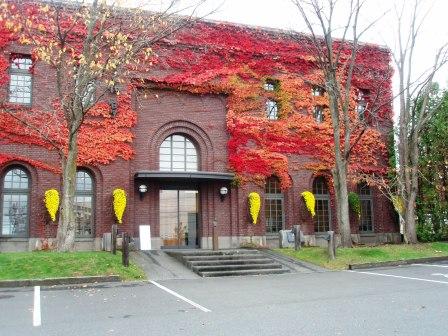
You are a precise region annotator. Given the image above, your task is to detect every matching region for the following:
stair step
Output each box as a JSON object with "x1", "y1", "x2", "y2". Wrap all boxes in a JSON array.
[
  {"x1": 192, "y1": 263, "x2": 282, "y2": 272},
  {"x1": 198, "y1": 268, "x2": 289, "y2": 277},
  {"x1": 187, "y1": 258, "x2": 274, "y2": 266},
  {"x1": 183, "y1": 254, "x2": 263, "y2": 261},
  {"x1": 166, "y1": 250, "x2": 257, "y2": 257}
]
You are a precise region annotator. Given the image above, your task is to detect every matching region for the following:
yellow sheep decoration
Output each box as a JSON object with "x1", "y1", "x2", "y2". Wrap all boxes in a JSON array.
[
  {"x1": 301, "y1": 191, "x2": 316, "y2": 217},
  {"x1": 44, "y1": 189, "x2": 60, "y2": 221},
  {"x1": 113, "y1": 188, "x2": 127, "y2": 224},
  {"x1": 248, "y1": 192, "x2": 261, "y2": 224}
]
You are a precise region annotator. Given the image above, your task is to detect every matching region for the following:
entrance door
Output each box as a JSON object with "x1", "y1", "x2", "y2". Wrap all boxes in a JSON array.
[{"x1": 159, "y1": 189, "x2": 198, "y2": 248}]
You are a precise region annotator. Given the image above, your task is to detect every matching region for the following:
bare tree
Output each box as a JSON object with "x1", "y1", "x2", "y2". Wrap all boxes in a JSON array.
[
  {"x1": 291, "y1": 0, "x2": 387, "y2": 247},
  {"x1": 0, "y1": 0, "x2": 203, "y2": 251},
  {"x1": 393, "y1": 0, "x2": 448, "y2": 243}
]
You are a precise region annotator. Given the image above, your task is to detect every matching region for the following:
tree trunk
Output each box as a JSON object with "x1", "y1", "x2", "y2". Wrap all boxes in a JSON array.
[
  {"x1": 56, "y1": 132, "x2": 79, "y2": 252},
  {"x1": 332, "y1": 160, "x2": 352, "y2": 248},
  {"x1": 404, "y1": 136, "x2": 420, "y2": 243},
  {"x1": 327, "y1": 81, "x2": 352, "y2": 248}
]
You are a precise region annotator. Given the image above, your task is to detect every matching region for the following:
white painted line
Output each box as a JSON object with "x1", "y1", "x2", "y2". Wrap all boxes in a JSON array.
[
  {"x1": 149, "y1": 280, "x2": 211, "y2": 313},
  {"x1": 413, "y1": 263, "x2": 448, "y2": 268},
  {"x1": 348, "y1": 270, "x2": 448, "y2": 285},
  {"x1": 432, "y1": 273, "x2": 448, "y2": 279},
  {"x1": 33, "y1": 286, "x2": 41, "y2": 327}
]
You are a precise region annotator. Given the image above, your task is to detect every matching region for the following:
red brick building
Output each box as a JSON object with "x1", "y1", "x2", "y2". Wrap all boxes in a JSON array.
[{"x1": 0, "y1": 18, "x2": 399, "y2": 251}]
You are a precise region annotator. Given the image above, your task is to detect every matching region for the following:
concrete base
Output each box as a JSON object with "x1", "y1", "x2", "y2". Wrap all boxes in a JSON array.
[
  {"x1": 0, "y1": 238, "x2": 102, "y2": 252},
  {"x1": 0, "y1": 232, "x2": 402, "y2": 252},
  {"x1": 351, "y1": 232, "x2": 402, "y2": 245}
]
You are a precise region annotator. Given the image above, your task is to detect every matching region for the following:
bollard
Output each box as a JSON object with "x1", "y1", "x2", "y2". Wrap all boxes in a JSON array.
[
  {"x1": 111, "y1": 224, "x2": 117, "y2": 255},
  {"x1": 327, "y1": 230, "x2": 336, "y2": 260},
  {"x1": 122, "y1": 232, "x2": 130, "y2": 267},
  {"x1": 294, "y1": 225, "x2": 301, "y2": 251},
  {"x1": 212, "y1": 219, "x2": 218, "y2": 251}
]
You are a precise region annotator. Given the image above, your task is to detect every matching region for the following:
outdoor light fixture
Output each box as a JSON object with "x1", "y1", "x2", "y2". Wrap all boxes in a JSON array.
[
  {"x1": 138, "y1": 184, "x2": 148, "y2": 200},
  {"x1": 219, "y1": 186, "x2": 228, "y2": 202}
]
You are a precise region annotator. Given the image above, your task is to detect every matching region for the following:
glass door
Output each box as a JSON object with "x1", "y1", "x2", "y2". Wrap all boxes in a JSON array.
[{"x1": 160, "y1": 189, "x2": 198, "y2": 248}]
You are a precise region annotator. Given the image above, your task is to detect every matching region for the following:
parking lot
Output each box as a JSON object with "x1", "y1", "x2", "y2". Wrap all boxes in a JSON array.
[{"x1": 1, "y1": 261, "x2": 448, "y2": 336}]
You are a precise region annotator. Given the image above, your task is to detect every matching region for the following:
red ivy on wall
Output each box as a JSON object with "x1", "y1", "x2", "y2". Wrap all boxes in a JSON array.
[{"x1": 0, "y1": 4, "x2": 393, "y2": 189}]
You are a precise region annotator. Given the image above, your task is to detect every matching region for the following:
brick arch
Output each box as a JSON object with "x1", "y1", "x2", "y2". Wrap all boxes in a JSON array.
[{"x1": 149, "y1": 120, "x2": 214, "y2": 171}]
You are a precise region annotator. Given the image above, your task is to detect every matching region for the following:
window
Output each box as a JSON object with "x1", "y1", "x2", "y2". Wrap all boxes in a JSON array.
[
  {"x1": 266, "y1": 99, "x2": 279, "y2": 120},
  {"x1": 263, "y1": 79, "x2": 279, "y2": 91},
  {"x1": 81, "y1": 81, "x2": 96, "y2": 109},
  {"x1": 312, "y1": 86, "x2": 325, "y2": 96},
  {"x1": 313, "y1": 105, "x2": 324, "y2": 123},
  {"x1": 358, "y1": 182, "x2": 373, "y2": 232},
  {"x1": 75, "y1": 170, "x2": 94, "y2": 237},
  {"x1": 265, "y1": 177, "x2": 284, "y2": 233},
  {"x1": 159, "y1": 134, "x2": 198, "y2": 172},
  {"x1": 313, "y1": 177, "x2": 331, "y2": 233},
  {"x1": 9, "y1": 56, "x2": 33, "y2": 105},
  {"x1": 1, "y1": 167, "x2": 29, "y2": 237},
  {"x1": 356, "y1": 89, "x2": 369, "y2": 120}
]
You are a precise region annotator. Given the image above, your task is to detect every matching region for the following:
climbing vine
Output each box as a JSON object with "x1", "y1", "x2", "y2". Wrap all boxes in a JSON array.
[{"x1": 0, "y1": 4, "x2": 392, "y2": 191}]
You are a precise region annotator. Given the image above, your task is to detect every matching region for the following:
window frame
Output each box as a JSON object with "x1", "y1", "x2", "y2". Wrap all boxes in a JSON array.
[
  {"x1": 8, "y1": 55, "x2": 33, "y2": 106},
  {"x1": 358, "y1": 182, "x2": 374, "y2": 233},
  {"x1": 263, "y1": 79, "x2": 279, "y2": 92},
  {"x1": 356, "y1": 89, "x2": 369, "y2": 121},
  {"x1": 266, "y1": 99, "x2": 279, "y2": 120},
  {"x1": 264, "y1": 177, "x2": 285, "y2": 234},
  {"x1": 159, "y1": 134, "x2": 199, "y2": 172},
  {"x1": 74, "y1": 170, "x2": 95, "y2": 238},
  {"x1": 0, "y1": 166, "x2": 30, "y2": 238},
  {"x1": 312, "y1": 86, "x2": 325, "y2": 96},
  {"x1": 313, "y1": 177, "x2": 331, "y2": 233},
  {"x1": 313, "y1": 105, "x2": 324, "y2": 123}
]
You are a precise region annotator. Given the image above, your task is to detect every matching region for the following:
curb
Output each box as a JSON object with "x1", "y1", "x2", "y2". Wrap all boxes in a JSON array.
[
  {"x1": 0, "y1": 275, "x2": 121, "y2": 288},
  {"x1": 348, "y1": 256, "x2": 448, "y2": 270}
]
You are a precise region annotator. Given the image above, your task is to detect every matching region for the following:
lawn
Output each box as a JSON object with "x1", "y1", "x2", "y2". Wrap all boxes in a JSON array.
[
  {"x1": 275, "y1": 242, "x2": 448, "y2": 270},
  {"x1": 0, "y1": 251, "x2": 146, "y2": 281}
]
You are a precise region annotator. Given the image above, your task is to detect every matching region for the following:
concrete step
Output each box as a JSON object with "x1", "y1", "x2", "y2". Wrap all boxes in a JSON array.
[
  {"x1": 183, "y1": 254, "x2": 263, "y2": 262},
  {"x1": 198, "y1": 268, "x2": 289, "y2": 277},
  {"x1": 167, "y1": 250, "x2": 259, "y2": 257},
  {"x1": 187, "y1": 258, "x2": 274, "y2": 267},
  {"x1": 192, "y1": 263, "x2": 283, "y2": 272}
]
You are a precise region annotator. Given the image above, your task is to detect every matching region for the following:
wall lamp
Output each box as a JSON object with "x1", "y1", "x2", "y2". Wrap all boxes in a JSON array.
[
  {"x1": 219, "y1": 186, "x2": 228, "y2": 202},
  {"x1": 138, "y1": 184, "x2": 148, "y2": 200}
]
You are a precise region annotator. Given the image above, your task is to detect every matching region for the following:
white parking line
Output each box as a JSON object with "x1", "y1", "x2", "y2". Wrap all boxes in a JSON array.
[
  {"x1": 33, "y1": 286, "x2": 41, "y2": 327},
  {"x1": 149, "y1": 280, "x2": 211, "y2": 313},
  {"x1": 348, "y1": 270, "x2": 448, "y2": 285},
  {"x1": 413, "y1": 264, "x2": 448, "y2": 268}
]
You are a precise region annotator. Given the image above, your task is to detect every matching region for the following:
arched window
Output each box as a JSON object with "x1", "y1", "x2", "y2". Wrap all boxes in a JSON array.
[
  {"x1": 358, "y1": 182, "x2": 373, "y2": 232},
  {"x1": 1, "y1": 167, "x2": 29, "y2": 237},
  {"x1": 265, "y1": 177, "x2": 284, "y2": 233},
  {"x1": 75, "y1": 170, "x2": 94, "y2": 237},
  {"x1": 159, "y1": 134, "x2": 198, "y2": 172},
  {"x1": 313, "y1": 177, "x2": 331, "y2": 233}
]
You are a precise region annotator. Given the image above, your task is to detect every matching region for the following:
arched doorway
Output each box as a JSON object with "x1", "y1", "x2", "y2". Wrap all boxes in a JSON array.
[{"x1": 159, "y1": 134, "x2": 199, "y2": 248}]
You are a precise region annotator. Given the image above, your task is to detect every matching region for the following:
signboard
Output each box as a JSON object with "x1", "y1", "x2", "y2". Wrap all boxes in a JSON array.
[{"x1": 139, "y1": 225, "x2": 151, "y2": 250}]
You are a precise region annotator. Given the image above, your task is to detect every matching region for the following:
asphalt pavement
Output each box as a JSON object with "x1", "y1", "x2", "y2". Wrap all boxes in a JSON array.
[{"x1": 1, "y1": 261, "x2": 448, "y2": 336}]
